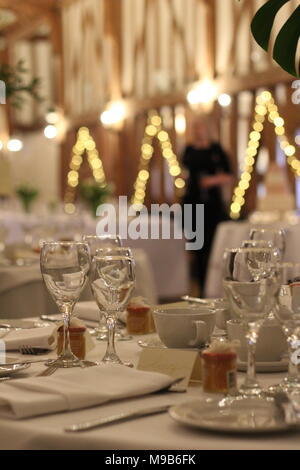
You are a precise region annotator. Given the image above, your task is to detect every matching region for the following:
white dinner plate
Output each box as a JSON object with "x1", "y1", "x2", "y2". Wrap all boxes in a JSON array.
[
  {"x1": 0, "y1": 319, "x2": 49, "y2": 329},
  {"x1": 238, "y1": 358, "x2": 288, "y2": 373},
  {"x1": 169, "y1": 398, "x2": 296, "y2": 434}
]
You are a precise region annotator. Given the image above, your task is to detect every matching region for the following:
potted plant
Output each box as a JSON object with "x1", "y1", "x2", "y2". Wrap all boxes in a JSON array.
[
  {"x1": 79, "y1": 179, "x2": 113, "y2": 216},
  {"x1": 16, "y1": 184, "x2": 39, "y2": 213}
]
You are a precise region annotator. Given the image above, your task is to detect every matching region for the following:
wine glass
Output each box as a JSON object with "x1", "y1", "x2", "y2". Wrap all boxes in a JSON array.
[
  {"x1": 249, "y1": 228, "x2": 286, "y2": 261},
  {"x1": 268, "y1": 263, "x2": 300, "y2": 394},
  {"x1": 223, "y1": 247, "x2": 280, "y2": 398},
  {"x1": 90, "y1": 247, "x2": 135, "y2": 365},
  {"x1": 83, "y1": 235, "x2": 123, "y2": 341},
  {"x1": 40, "y1": 241, "x2": 91, "y2": 368}
]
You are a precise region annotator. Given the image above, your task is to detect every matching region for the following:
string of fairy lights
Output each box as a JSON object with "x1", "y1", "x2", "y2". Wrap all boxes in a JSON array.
[
  {"x1": 131, "y1": 112, "x2": 185, "y2": 206},
  {"x1": 64, "y1": 127, "x2": 107, "y2": 214},
  {"x1": 230, "y1": 90, "x2": 299, "y2": 220}
]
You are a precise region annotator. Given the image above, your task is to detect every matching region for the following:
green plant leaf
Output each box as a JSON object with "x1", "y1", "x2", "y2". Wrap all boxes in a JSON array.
[
  {"x1": 273, "y1": 5, "x2": 300, "y2": 76},
  {"x1": 250, "y1": 0, "x2": 300, "y2": 77},
  {"x1": 251, "y1": 0, "x2": 291, "y2": 50}
]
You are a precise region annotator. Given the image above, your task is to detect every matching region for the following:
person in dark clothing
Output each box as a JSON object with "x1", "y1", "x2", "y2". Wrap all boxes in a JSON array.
[{"x1": 182, "y1": 119, "x2": 233, "y2": 294}]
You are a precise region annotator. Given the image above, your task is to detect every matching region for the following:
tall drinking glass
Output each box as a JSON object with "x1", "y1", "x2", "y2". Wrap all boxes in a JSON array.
[
  {"x1": 83, "y1": 235, "x2": 123, "y2": 340},
  {"x1": 90, "y1": 247, "x2": 135, "y2": 365},
  {"x1": 269, "y1": 263, "x2": 300, "y2": 394},
  {"x1": 223, "y1": 247, "x2": 280, "y2": 397},
  {"x1": 249, "y1": 228, "x2": 286, "y2": 261},
  {"x1": 40, "y1": 241, "x2": 91, "y2": 368}
]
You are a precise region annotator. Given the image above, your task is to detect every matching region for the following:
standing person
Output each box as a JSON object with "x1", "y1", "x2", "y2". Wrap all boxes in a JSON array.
[{"x1": 182, "y1": 118, "x2": 233, "y2": 294}]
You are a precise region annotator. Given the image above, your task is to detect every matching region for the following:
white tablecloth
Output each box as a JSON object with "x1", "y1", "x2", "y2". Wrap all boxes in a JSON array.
[
  {"x1": 0, "y1": 248, "x2": 157, "y2": 318},
  {"x1": 205, "y1": 220, "x2": 300, "y2": 298},
  {"x1": 0, "y1": 319, "x2": 298, "y2": 450},
  {"x1": 0, "y1": 211, "x2": 189, "y2": 301}
]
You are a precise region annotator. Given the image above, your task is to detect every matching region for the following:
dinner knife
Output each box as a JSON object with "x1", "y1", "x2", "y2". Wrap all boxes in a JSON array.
[{"x1": 64, "y1": 404, "x2": 171, "y2": 432}]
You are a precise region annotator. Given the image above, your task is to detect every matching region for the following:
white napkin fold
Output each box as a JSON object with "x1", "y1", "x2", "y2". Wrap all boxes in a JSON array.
[
  {"x1": 74, "y1": 301, "x2": 99, "y2": 323},
  {"x1": 74, "y1": 301, "x2": 127, "y2": 325},
  {"x1": 1, "y1": 325, "x2": 57, "y2": 351},
  {"x1": 0, "y1": 365, "x2": 175, "y2": 419}
]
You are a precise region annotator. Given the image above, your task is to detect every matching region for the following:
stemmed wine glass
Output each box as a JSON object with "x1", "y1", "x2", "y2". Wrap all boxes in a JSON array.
[
  {"x1": 268, "y1": 263, "x2": 300, "y2": 394},
  {"x1": 90, "y1": 247, "x2": 135, "y2": 365},
  {"x1": 223, "y1": 247, "x2": 280, "y2": 398},
  {"x1": 249, "y1": 228, "x2": 286, "y2": 261},
  {"x1": 40, "y1": 241, "x2": 91, "y2": 368},
  {"x1": 83, "y1": 235, "x2": 123, "y2": 340}
]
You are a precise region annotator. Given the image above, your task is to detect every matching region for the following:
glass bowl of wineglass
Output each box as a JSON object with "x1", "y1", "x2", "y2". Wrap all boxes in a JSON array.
[
  {"x1": 90, "y1": 247, "x2": 135, "y2": 365},
  {"x1": 40, "y1": 241, "x2": 91, "y2": 368}
]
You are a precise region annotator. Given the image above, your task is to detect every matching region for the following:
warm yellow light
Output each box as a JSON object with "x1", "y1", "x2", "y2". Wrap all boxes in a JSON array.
[
  {"x1": 275, "y1": 127, "x2": 285, "y2": 136},
  {"x1": 261, "y1": 91, "x2": 272, "y2": 102},
  {"x1": 250, "y1": 131, "x2": 261, "y2": 142},
  {"x1": 150, "y1": 115, "x2": 162, "y2": 127},
  {"x1": 241, "y1": 172, "x2": 251, "y2": 182},
  {"x1": 239, "y1": 180, "x2": 249, "y2": 190},
  {"x1": 139, "y1": 170, "x2": 150, "y2": 181},
  {"x1": 255, "y1": 105, "x2": 267, "y2": 116},
  {"x1": 253, "y1": 122, "x2": 264, "y2": 132},
  {"x1": 100, "y1": 102, "x2": 126, "y2": 128},
  {"x1": 169, "y1": 166, "x2": 181, "y2": 177},
  {"x1": 7, "y1": 138, "x2": 23, "y2": 152},
  {"x1": 65, "y1": 203, "x2": 76, "y2": 214},
  {"x1": 187, "y1": 80, "x2": 217, "y2": 105},
  {"x1": 175, "y1": 113, "x2": 186, "y2": 134},
  {"x1": 218, "y1": 93, "x2": 232, "y2": 107},
  {"x1": 44, "y1": 125, "x2": 57, "y2": 139},
  {"x1": 285, "y1": 145, "x2": 296, "y2": 156},
  {"x1": 157, "y1": 131, "x2": 168, "y2": 142},
  {"x1": 269, "y1": 111, "x2": 279, "y2": 121},
  {"x1": 274, "y1": 117, "x2": 284, "y2": 127},
  {"x1": 280, "y1": 140, "x2": 289, "y2": 149},
  {"x1": 85, "y1": 140, "x2": 96, "y2": 151},
  {"x1": 163, "y1": 148, "x2": 173, "y2": 159},
  {"x1": 174, "y1": 178, "x2": 185, "y2": 189},
  {"x1": 231, "y1": 203, "x2": 241, "y2": 213},
  {"x1": 145, "y1": 125, "x2": 157, "y2": 137}
]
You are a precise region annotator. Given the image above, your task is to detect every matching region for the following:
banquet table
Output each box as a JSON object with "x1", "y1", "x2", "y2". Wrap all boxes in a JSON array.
[
  {"x1": 0, "y1": 320, "x2": 299, "y2": 450},
  {"x1": 205, "y1": 220, "x2": 300, "y2": 298}
]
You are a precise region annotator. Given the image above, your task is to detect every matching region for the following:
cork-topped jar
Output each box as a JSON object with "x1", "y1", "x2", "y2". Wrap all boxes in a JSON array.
[
  {"x1": 202, "y1": 340, "x2": 238, "y2": 394},
  {"x1": 57, "y1": 325, "x2": 86, "y2": 360},
  {"x1": 127, "y1": 297, "x2": 155, "y2": 335}
]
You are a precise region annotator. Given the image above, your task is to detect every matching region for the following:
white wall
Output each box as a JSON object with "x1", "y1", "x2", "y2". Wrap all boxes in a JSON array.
[{"x1": 9, "y1": 130, "x2": 60, "y2": 204}]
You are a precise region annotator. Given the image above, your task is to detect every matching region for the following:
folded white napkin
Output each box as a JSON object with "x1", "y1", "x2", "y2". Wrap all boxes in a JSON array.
[
  {"x1": 0, "y1": 365, "x2": 175, "y2": 419},
  {"x1": 74, "y1": 301, "x2": 127, "y2": 325},
  {"x1": 74, "y1": 301, "x2": 99, "y2": 323},
  {"x1": 0, "y1": 325, "x2": 57, "y2": 351}
]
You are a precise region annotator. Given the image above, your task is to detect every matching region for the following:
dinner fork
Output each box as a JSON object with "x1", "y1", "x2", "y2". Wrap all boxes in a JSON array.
[
  {"x1": 36, "y1": 365, "x2": 58, "y2": 377},
  {"x1": 19, "y1": 345, "x2": 50, "y2": 355}
]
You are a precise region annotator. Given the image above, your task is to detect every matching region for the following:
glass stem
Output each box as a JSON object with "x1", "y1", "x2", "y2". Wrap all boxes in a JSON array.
[
  {"x1": 245, "y1": 336, "x2": 257, "y2": 388},
  {"x1": 287, "y1": 338, "x2": 300, "y2": 382},
  {"x1": 62, "y1": 314, "x2": 71, "y2": 356},
  {"x1": 105, "y1": 316, "x2": 117, "y2": 358},
  {"x1": 60, "y1": 304, "x2": 75, "y2": 359},
  {"x1": 241, "y1": 321, "x2": 262, "y2": 395}
]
